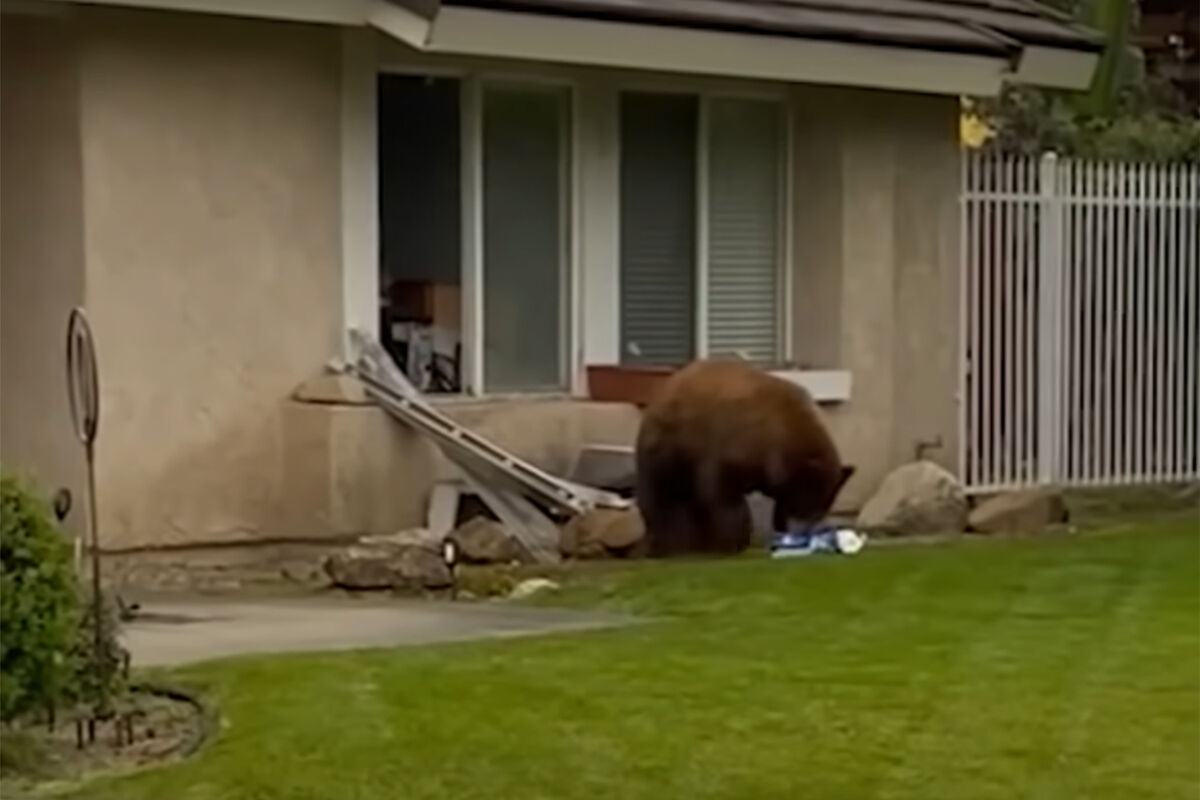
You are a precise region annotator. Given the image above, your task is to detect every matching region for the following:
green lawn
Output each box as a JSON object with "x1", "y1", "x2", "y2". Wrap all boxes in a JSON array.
[{"x1": 81, "y1": 518, "x2": 1198, "y2": 799}]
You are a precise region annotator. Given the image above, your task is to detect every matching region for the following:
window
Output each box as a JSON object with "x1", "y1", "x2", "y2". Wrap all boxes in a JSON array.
[
  {"x1": 481, "y1": 84, "x2": 571, "y2": 393},
  {"x1": 378, "y1": 75, "x2": 463, "y2": 392},
  {"x1": 377, "y1": 75, "x2": 571, "y2": 394},
  {"x1": 619, "y1": 92, "x2": 785, "y2": 367}
]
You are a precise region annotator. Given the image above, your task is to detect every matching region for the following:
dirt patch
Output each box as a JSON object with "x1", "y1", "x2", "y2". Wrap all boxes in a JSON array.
[{"x1": 0, "y1": 685, "x2": 210, "y2": 790}]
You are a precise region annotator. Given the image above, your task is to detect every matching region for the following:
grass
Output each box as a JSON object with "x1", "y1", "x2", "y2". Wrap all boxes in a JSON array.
[{"x1": 65, "y1": 515, "x2": 1199, "y2": 799}]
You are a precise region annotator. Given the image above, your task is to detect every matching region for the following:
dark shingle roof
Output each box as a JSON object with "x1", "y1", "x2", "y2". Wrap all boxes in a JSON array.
[{"x1": 452, "y1": 0, "x2": 1102, "y2": 56}]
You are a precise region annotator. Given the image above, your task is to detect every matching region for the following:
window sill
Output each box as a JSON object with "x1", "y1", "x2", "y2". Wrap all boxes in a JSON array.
[
  {"x1": 767, "y1": 369, "x2": 852, "y2": 403},
  {"x1": 428, "y1": 392, "x2": 575, "y2": 408}
]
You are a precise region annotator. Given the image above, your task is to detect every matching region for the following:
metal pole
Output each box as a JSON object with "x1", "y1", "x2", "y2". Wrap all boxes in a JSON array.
[{"x1": 66, "y1": 308, "x2": 106, "y2": 715}]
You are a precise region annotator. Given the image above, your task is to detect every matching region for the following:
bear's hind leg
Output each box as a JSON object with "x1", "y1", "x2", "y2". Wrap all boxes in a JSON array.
[{"x1": 636, "y1": 451, "x2": 698, "y2": 558}]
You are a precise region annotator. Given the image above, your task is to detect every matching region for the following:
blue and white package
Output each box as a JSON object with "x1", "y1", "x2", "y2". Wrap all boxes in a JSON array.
[{"x1": 770, "y1": 523, "x2": 865, "y2": 558}]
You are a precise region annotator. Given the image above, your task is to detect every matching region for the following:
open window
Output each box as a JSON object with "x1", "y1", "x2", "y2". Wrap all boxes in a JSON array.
[{"x1": 378, "y1": 74, "x2": 463, "y2": 393}]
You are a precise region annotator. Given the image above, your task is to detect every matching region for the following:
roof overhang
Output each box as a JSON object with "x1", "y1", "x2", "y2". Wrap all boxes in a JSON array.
[
  {"x1": 19, "y1": 0, "x2": 1101, "y2": 96},
  {"x1": 373, "y1": 2, "x2": 1011, "y2": 96}
]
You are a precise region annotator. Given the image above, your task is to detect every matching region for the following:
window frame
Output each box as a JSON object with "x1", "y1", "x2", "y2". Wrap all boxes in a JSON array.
[
  {"x1": 371, "y1": 64, "x2": 581, "y2": 397},
  {"x1": 344, "y1": 40, "x2": 796, "y2": 396},
  {"x1": 615, "y1": 82, "x2": 793, "y2": 367}
]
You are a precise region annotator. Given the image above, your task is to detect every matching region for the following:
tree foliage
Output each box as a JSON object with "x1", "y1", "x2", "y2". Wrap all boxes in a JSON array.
[{"x1": 972, "y1": 0, "x2": 1200, "y2": 162}]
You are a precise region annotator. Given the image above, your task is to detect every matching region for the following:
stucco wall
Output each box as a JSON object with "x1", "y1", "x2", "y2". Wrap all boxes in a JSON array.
[
  {"x1": 791, "y1": 87, "x2": 960, "y2": 508},
  {"x1": 0, "y1": 13, "x2": 88, "y2": 532},
  {"x1": 75, "y1": 8, "x2": 343, "y2": 548}
]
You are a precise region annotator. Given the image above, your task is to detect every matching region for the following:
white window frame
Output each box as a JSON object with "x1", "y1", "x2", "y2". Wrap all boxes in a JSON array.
[
  {"x1": 614, "y1": 82, "x2": 794, "y2": 366},
  {"x1": 357, "y1": 59, "x2": 581, "y2": 397}
]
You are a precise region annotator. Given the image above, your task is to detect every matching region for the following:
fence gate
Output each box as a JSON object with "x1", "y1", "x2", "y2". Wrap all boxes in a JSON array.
[{"x1": 960, "y1": 152, "x2": 1200, "y2": 492}]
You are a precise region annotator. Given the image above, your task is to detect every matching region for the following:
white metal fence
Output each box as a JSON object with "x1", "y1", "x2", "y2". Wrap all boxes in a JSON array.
[{"x1": 960, "y1": 152, "x2": 1200, "y2": 492}]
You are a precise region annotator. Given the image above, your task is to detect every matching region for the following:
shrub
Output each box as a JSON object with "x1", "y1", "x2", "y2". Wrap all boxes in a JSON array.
[{"x1": 0, "y1": 475, "x2": 80, "y2": 722}]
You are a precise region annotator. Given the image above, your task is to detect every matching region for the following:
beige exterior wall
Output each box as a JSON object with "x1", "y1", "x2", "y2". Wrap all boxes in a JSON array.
[
  {"x1": 74, "y1": 7, "x2": 343, "y2": 548},
  {"x1": 791, "y1": 87, "x2": 961, "y2": 508},
  {"x1": 0, "y1": 13, "x2": 88, "y2": 533},
  {"x1": 1, "y1": 8, "x2": 960, "y2": 548}
]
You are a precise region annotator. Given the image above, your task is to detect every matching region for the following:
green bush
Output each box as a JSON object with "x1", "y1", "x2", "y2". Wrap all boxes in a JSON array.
[{"x1": 0, "y1": 475, "x2": 80, "y2": 722}]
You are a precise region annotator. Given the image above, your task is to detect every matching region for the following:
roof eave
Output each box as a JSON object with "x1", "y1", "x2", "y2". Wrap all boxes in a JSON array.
[
  {"x1": 1009, "y1": 44, "x2": 1101, "y2": 90},
  {"x1": 376, "y1": 1, "x2": 1011, "y2": 96}
]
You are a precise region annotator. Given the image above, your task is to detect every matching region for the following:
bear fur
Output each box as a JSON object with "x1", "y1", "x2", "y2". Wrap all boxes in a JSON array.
[{"x1": 635, "y1": 358, "x2": 853, "y2": 557}]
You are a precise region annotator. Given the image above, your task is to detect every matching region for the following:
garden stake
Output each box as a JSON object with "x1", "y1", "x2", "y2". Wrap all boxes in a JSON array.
[{"x1": 66, "y1": 308, "x2": 109, "y2": 718}]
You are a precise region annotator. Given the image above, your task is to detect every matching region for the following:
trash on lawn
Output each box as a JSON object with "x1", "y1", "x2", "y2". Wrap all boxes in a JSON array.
[
  {"x1": 509, "y1": 578, "x2": 560, "y2": 600},
  {"x1": 770, "y1": 523, "x2": 866, "y2": 558}
]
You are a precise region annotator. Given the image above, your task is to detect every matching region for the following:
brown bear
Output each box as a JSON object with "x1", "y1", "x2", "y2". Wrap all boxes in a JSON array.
[{"x1": 635, "y1": 358, "x2": 853, "y2": 557}]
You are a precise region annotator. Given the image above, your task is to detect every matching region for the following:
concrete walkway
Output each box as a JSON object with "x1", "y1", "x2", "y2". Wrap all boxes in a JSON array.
[{"x1": 122, "y1": 595, "x2": 635, "y2": 667}]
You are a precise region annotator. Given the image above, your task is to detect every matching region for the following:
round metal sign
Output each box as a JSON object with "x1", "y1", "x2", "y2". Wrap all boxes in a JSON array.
[{"x1": 66, "y1": 307, "x2": 99, "y2": 447}]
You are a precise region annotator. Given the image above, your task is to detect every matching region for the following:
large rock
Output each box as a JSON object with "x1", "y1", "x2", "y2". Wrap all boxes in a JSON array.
[
  {"x1": 561, "y1": 507, "x2": 645, "y2": 558},
  {"x1": 360, "y1": 527, "x2": 441, "y2": 550},
  {"x1": 856, "y1": 461, "x2": 967, "y2": 536},
  {"x1": 448, "y1": 516, "x2": 520, "y2": 564},
  {"x1": 324, "y1": 545, "x2": 452, "y2": 592},
  {"x1": 968, "y1": 489, "x2": 1068, "y2": 534}
]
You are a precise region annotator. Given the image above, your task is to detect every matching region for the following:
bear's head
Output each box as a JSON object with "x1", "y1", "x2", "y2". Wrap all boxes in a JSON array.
[{"x1": 774, "y1": 461, "x2": 855, "y2": 527}]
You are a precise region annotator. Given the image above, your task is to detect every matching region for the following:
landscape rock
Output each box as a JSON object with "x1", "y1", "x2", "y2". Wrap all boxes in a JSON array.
[
  {"x1": 508, "y1": 578, "x2": 560, "y2": 600},
  {"x1": 323, "y1": 545, "x2": 452, "y2": 592},
  {"x1": 560, "y1": 507, "x2": 645, "y2": 558},
  {"x1": 856, "y1": 460, "x2": 968, "y2": 536},
  {"x1": 968, "y1": 489, "x2": 1068, "y2": 534},
  {"x1": 448, "y1": 516, "x2": 520, "y2": 564},
  {"x1": 359, "y1": 527, "x2": 441, "y2": 551}
]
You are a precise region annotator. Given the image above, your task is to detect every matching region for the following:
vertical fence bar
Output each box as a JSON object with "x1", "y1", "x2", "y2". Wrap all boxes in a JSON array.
[
  {"x1": 1015, "y1": 158, "x2": 1028, "y2": 484},
  {"x1": 1171, "y1": 160, "x2": 1180, "y2": 474},
  {"x1": 1100, "y1": 162, "x2": 1114, "y2": 483},
  {"x1": 960, "y1": 153, "x2": 969, "y2": 484},
  {"x1": 1137, "y1": 164, "x2": 1147, "y2": 482},
  {"x1": 1186, "y1": 165, "x2": 1195, "y2": 480},
  {"x1": 1027, "y1": 157, "x2": 1036, "y2": 482},
  {"x1": 988, "y1": 154, "x2": 998, "y2": 489},
  {"x1": 991, "y1": 156, "x2": 1004, "y2": 487},
  {"x1": 1174, "y1": 163, "x2": 1187, "y2": 480},
  {"x1": 1082, "y1": 161, "x2": 1095, "y2": 484},
  {"x1": 1149, "y1": 163, "x2": 1160, "y2": 481},
  {"x1": 1186, "y1": 166, "x2": 1199, "y2": 480},
  {"x1": 1005, "y1": 156, "x2": 1017, "y2": 487},
  {"x1": 1151, "y1": 162, "x2": 1165, "y2": 482},
  {"x1": 1052, "y1": 157, "x2": 1065, "y2": 484},
  {"x1": 1068, "y1": 159, "x2": 1082, "y2": 484},
  {"x1": 1037, "y1": 153, "x2": 1060, "y2": 484},
  {"x1": 1115, "y1": 160, "x2": 1129, "y2": 483}
]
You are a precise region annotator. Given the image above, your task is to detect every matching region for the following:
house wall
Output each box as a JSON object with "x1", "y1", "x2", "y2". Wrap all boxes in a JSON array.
[
  {"x1": 74, "y1": 7, "x2": 344, "y2": 548},
  {"x1": 0, "y1": 13, "x2": 88, "y2": 532},
  {"x1": 791, "y1": 87, "x2": 961, "y2": 507}
]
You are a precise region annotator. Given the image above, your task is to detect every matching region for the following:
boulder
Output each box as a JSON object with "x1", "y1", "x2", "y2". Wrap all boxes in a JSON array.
[
  {"x1": 324, "y1": 545, "x2": 452, "y2": 592},
  {"x1": 360, "y1": 527, "x2": 441, "y2": 551},
  {"x1": 856, "y1": 461, "x2": 967, "y2": 536},
  {"x1": 448, "y1": 516, "x2": 520, "y2": 564},
  {"x1": 968, "y1": 489, "x2": 1068, "y2": 534},
  {"x1": 561, "y1": 507, "x2": 645, "y2": 558}
]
